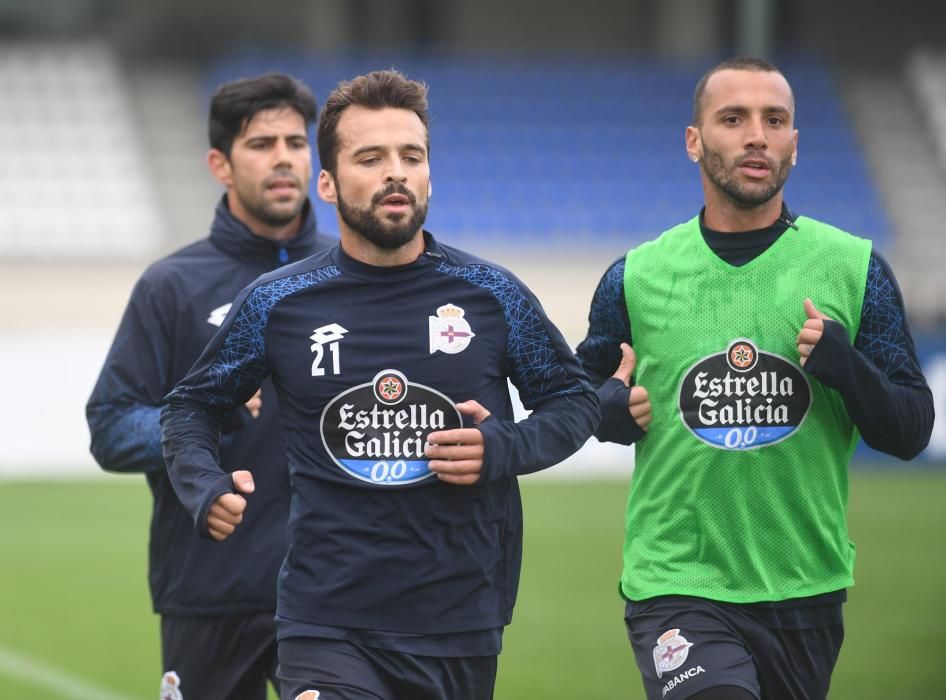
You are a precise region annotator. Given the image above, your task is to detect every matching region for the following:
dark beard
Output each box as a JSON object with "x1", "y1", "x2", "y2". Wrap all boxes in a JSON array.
[
  {"x1": 701, "y1": 145, "x2": 793, "y2": 208},
  {"x1": 336, "y1": 181, "x2": 428, "y2": 250},
  {"x1": 235, "y1": 169, "x2": 306, "y2": 227}
]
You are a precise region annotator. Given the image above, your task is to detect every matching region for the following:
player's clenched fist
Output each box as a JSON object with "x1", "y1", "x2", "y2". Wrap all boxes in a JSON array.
[
  {"x1": 796, "y1": 298, "x2": 831, "y2": 367},
  {"x1": 207, "y1": 470, "x2": 255, "y2": 541},
  {"x1": 426, "y1": 400, "x2": 491, "y2": 486},
  {"x1": 245, "y1": 388, "x2": 262, "y2": 419},
  {"x1": 613, "y1": 342, "x2": 652, "y2": 431}
]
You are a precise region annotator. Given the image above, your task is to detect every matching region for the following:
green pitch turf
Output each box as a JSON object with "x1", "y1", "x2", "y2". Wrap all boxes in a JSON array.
[{"x1": 0, "y1": 468, "x2": 943, "y2": 699}]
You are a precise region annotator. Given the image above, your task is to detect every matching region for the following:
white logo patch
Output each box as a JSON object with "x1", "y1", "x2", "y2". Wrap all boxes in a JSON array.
[
  {"x1": 311, "y1": 323, "x2": 349, "y2": 376},
  {"x1": 678, "y1": 338, "x2": 811, "y2": 450},
  {"x1": 320, "y1": 369, "x2": 462, "y2": 485},
  {"x1": 207, "y1": 303, "x2": 232, "y2": 327},
  {"x1": 429, "y1": 303, "x2": 475, "y2": 354},
  {"x1": 653, "y1": 628, "x2": 693, "y2": 679},
  {"x1": 160, "y1": 671, "x2": 183, "y2": 700},
  {"x1": 295, "y1": 691, "x2": 321, "y2": 700}
]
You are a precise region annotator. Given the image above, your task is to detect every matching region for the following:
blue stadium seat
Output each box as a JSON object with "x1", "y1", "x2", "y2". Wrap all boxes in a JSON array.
[{"x1": 205, "y1": 54, "x2": 890, "y2": 250}]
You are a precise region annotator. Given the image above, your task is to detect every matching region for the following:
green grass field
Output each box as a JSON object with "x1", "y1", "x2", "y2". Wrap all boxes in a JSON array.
[{"x1": 1, "y1": 469, "x2": 944, "y2": 699}]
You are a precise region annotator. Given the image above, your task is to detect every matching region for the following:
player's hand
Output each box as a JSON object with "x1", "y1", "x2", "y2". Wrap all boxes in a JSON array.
[
  {"x1": 797, "y1": 298, "x2": 832, "y2": 367},
  {"x1": 612, "y1": 343, "x2": 651, "y2": 431},
  {"x1": 245, "y1": 389, "x2": 262, "y2": 419},
  {"x1": 207, "y1": 470, "x2": 255, "y2": 541},
  {"x1": 426, "y1": 400, "x2": 491, "y2": 486}
]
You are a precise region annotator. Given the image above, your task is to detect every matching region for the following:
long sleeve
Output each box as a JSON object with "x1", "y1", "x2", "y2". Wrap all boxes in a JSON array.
[
  {"x1": 86, "y1": 276, "x2": 174, "y2": 474},
  {"x1": 575, "y1": 256, "x2": 646, "y2": 445},
  {"x1": 804, "y1": 252, "x2": 934, "y2": 459},
  {"x1": 476, "y1": 276, "x2": 599, "y2": 479},
  {"x1": 161, "y1": 285, "x2": 272, "y2": 536}
]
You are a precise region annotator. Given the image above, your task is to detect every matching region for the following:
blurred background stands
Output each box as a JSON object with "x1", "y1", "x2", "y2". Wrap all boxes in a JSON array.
[{"x1": 0, "y1": 0, "x2": 944, "y2": 471}]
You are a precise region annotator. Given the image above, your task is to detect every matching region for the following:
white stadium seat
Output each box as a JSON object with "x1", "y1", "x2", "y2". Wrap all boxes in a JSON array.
[{"x1": 0, "y1": 41, "x2": 164, "y2": 259}]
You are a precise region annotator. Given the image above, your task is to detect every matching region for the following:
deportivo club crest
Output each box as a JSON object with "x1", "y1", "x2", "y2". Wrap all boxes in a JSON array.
[
  {"x1": 653, "y1": 629, "x2": 693, "y2": 679},
  {"x1": 320, "y1": 370, "x2": 462, "y2": 486},
  {"x1": 678, "y1": 338, "x2": 811, "y2": 450},
  {"x1": 429, "y1": 303, "x2": 475, "y2": 354},
  {"x1": 160, "y1": 671, "x2": 183, "y2": 700}
]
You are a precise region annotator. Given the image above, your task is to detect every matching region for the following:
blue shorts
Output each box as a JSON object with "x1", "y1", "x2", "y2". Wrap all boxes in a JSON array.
[
  {"x1": 277, "y1": 636, "x2": 497, "y2": 700},
  {"x1": 624, "y1": 594, "x2": 844, "y2": 700},
  {"x1": 160, "y1": 612, "x2": 277, "y2": 700}
]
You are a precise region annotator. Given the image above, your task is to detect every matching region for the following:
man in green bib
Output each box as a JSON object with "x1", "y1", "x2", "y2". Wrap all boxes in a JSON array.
[{"x1": 577, "y1": 57, "x2": 934, "y2": 700}]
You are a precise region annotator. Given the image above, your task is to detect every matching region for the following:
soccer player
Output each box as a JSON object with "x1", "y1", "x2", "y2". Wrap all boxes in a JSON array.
[
  {"x1": 577, "y1": 57, "x2": 934, "y2": 700},
  {"x1": 86, "y1": 73, "x2": 331, "y2": 700},
  {"x1": 160, "y1": 69, "x2": 599, "y2": 700}
]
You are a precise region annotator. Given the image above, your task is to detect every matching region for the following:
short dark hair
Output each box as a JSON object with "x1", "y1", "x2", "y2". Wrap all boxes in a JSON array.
[
  {"x1": 208, "y1": 72, "x2": 318, "y2": 156},
  {"x1": 692, "y1": 57, "x2": 792, "y2": 125},
  {"x1": 317, "y1": 69, "x2": 429, "y2": 175}
]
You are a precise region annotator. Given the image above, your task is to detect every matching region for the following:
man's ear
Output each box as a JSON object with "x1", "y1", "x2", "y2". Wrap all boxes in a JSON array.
[
  {"x1": 317, "y1": 170, "x2": 337, "y2": 204},
  {"x1": 684, "y1": 126, "x2": 702, "y2": 163},
  {"x1": 207, "y1": 149, "x2": 232, "y2": 187},
  {"x1": 427, "y1": 180, "x2": 432, "y2": 198}
]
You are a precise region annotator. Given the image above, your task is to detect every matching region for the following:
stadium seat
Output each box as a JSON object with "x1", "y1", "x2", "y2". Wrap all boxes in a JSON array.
[
  {"x1": 0, "y1": 41, "x2": 164, "y2": 259},
  {"x1": 204, "y1": 53, "x2": 890, "y2": 250}
]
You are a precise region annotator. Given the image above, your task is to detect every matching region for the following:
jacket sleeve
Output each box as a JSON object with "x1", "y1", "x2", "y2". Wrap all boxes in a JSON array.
[
  {"x1": 575, "y1": 256, "x2": 646, "y2": 445},
  {"x1": 161, "y1": 285, "x2": 272, "y2": 536},
  {"x1": 804, "y1": 252, "x2": 934, "y2": 460},
  {"x1": 86, "y1": 275, "x2": 174, "y2": 474},
  {"x1": 476, "y1": 272, "x2": 600, "y2": 480}
]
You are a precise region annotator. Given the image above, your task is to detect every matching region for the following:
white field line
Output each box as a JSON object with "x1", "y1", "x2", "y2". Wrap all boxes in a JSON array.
[{"x1": 0, "y1": 644, "x2": 140, "y2": 700}]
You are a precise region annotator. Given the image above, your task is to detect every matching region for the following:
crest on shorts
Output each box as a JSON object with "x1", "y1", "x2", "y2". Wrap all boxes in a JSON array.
[
  {"x1": 653, "y1": 629, "x2": 693, "y2": 678},
  {"x1": 160, "y1": 671, "x2": 183, "y2": 700},
  {"x1": 295, "y1": 692, "x2": 321, "y2": 700},
  {"x1": 429, "y1": 303, "x2": 475, "y2": 354}
]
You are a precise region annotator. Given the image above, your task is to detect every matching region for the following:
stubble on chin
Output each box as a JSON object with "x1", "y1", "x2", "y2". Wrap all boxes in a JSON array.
[{"x1": 703, "y1": 152, "x2": 791, "y2": 208}]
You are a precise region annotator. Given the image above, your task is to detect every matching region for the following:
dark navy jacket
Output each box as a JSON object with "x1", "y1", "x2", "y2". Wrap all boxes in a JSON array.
[
  {"x1": 161, "y1": 233, "x2": 599, "y2": 640},
  {"x1": 87, "y1": 197, "x2": 332, "y2": 616}
]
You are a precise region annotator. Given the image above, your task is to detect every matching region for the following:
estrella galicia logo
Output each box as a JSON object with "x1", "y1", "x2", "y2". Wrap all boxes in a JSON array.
[
  {"x1": 320, "y1": 369, "x2": 462, "y2": 485},
  {"x1": 678, "y1": 338, "x2": 811, "y2": 450}
]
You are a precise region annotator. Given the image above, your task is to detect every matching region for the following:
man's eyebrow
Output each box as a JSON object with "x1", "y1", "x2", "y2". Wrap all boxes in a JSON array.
[
  {"x1": 351, "y1": 143, "x2": 426, "y2": 157},
  {"x1": 243, "y1": 132, "x2": 308, "y2": 142},
  {"x1": 714, "y1": 104, "x2": 792, "y2": 115},
  {"x1": 351, "y1": 144, "x2": 382, "y2": 157}
]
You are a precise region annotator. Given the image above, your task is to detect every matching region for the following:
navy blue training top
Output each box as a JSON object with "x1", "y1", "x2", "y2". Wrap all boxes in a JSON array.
[
  {"x1": 87, "y1": 197, "x2": 331, "y2": 616},
  {"x1": 161, "y1": 232, "x2": 599, "y2": 652}
]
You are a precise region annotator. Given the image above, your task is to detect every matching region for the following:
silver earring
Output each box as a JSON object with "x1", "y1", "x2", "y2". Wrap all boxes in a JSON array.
[{"x1": 690, "y1": 154, "x2": 699, "y2": 163}]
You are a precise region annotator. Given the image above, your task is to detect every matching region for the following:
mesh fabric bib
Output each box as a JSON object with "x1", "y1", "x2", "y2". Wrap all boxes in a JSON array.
[{"x1": 621, "y1": 215, "x2": 871, "y2": 602}]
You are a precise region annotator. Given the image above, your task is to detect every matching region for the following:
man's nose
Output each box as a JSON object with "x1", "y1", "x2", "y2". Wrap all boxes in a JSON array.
[
  {"x1": 384, "y1": 158, "x2": 407, "y2": 182},
  {"x1": 273, "y1": 139, "x2": 293, "y2": 167},
  {"x1": 744, "y1": 117, "x2": 767, "y2": 149}
]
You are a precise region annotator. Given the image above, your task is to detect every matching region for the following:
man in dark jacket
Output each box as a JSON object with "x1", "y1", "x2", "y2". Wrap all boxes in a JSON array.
[{"x1": 86, "y1": 72, "x2": 332, "y2": 700}]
